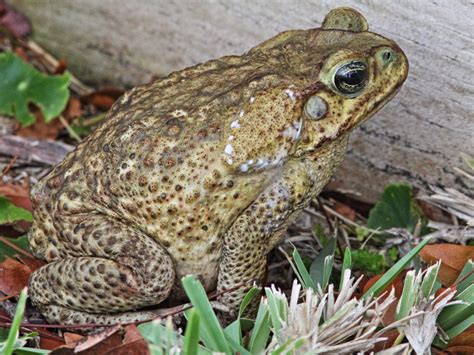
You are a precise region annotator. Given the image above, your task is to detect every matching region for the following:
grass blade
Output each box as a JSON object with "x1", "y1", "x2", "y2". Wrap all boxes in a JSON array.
[
  {"x1": 183, "y1": 309, "x2": 200, "y2": 355},
  {"x1": 395, "y1": 270, "x2": 416, "y2": 320},
  {"x1": 421, "y1": 262, "x2": 440, "y2": 298},
  {"x1": 363, "y1": 237, "x2": 431, "y2": 299},
  {"x1": 339, "y1": 247, "x2": 352, "y2": 291},
  {"x1": 456, "y1": 260, "x2": 474, "y2": 293},
  {"x1": 310, "y1": 237, "x2": 336, "y2": 289},
  {"x1": 321, "y1": 255, "x2": 334, "y2": 292},
  {"x1": 181, "y1": 275, "x2": 232, "y2": 354},
  {"x1": 239, "y1": 287, "x2": 260, "y2": 316},
  {"x1": 3, "y1": 288, "x2": 27, "y2": 355},
  {"x1": 249, "y1": 300, "x2": 271, "y2": 353},
  {"x1": 292, "y1": 248, "x2": 316, "y2": 290}
]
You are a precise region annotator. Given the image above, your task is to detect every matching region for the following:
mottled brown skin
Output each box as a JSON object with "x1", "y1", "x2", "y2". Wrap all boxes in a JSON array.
[{"x1": 28, "y1": 8, "x2": 408, "y2": 325}]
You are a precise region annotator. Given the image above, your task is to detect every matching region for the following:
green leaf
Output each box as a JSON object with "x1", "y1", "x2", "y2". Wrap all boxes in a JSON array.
[
  {"x1": 1, "y1": 288, "x2": 27, "y2": 355},
  {"x1": 339, "y1": 247, "x2": 352, "y2": 291},
  {"x1": 455, "y1": 260, "x2": 474, "y2": 293},
  {"x1": 291, "y1": 248, "x2": 316, "y2": 290},
  {"x1": 223, "y1": 320, "x2": 241, "y2": 348},
  {"x1": 351, "y1": 249, "x2": 386, "y2": 275},
  {"x1": 238, "y1": 286, "x2": 260, "y2": 317},
  {"x1": 0, "y1": 235, "x2": 30, "y2": 261},
  {"x1": 395, "y1": 270, "x2": 417, "y2": 321},
  {"x1": 363, "y1": 237, "x2": 431, "y2": 299},
  {"x1": 438, "y1": 284, "x2": 474, "y2": 331},
  {"x1": 0, "y1": 197, "x2": 33, "y2": 224},
  {"x1": 367, "y1": 183, "x2": 429, "y2": 235},
  {"x1": 181, "y1": 275, "x2": 232, "y2": 354},
  {"x1": 0, "y1": 52, "x2": 70, "y2": 126},
  {"x1": 183, "y1": 309, "x2": 200, "y2": 355},
  {"x1": 248, "y1": 301, "x2": 271, "y2": 354},
  {"x1": 421, "y1": 262, "x2": 441, "y2": 298},
  {"x1": 309, "y1": 236, "x2": 336, "y2": 290}
]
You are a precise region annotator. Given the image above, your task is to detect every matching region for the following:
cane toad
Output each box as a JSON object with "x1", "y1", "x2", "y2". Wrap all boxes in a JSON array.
[{"x1": 28, "y1": 8, "x2": 408, "y2": 325}]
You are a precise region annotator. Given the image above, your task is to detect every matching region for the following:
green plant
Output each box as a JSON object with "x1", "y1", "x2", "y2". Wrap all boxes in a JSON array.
[
  {"x1": 0, "y1": 52, "x2": 70, "y2": 126},
  {"x1": 367, "y1": 183, "x2": 430, "y2": 235},
  {"x1": 0, "y1": 196, "x2": 32, "y2": 261},
  {"x1": 0, "y1": 288, "x2": 49, "y2": 354}
]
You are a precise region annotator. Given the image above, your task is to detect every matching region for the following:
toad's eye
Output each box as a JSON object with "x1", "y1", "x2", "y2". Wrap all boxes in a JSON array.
[{"x1": 333, "y1": 61, "x2": 368, "y2": 97}]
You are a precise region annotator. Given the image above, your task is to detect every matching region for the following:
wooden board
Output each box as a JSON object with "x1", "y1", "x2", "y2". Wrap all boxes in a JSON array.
[{"x1": 9, "y1": 0, "x2": 474, "y2": 202}]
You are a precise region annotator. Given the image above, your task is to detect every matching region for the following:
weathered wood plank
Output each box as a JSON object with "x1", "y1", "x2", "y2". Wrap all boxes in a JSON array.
[
  {"x1": 9, "y1": 0, "x2": 474, "y2": 201},
  {"x1": 0, "y1": 135, "x2": 73, "y2": 165}
]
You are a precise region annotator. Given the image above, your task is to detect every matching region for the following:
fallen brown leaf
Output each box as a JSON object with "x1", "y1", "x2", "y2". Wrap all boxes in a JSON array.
[
  {"x1": 420, "y1": 244, "x2": 474, "y2": 286},
  {"x1": 64, "y1": 97, "x2": 82, "y2": 119},
  {"x1": 104, "y1": 325, "x2": 150, "y2": 355},
  {"x1": 0, "y1": 257, "x2": 31, "y2": 296},
  {"x1": 448, "y1": 325, "x2": 474, "y2": 348},
  {"x1": 372, "y1": 329, "x2": 399, "y2": 352},
  {"x1": 16, "y1": 112, "x2": 64, "y2": 140},
  {"x1": 63, "y1": 332, "x2": 84, "y2": 345},
  {"x1": 0, "y1": 181, "x2": 31, "y2": 211},
  {"x1": 39, "y1": 331, "x2": 66, "y2": 351},
  {"x1": 74, "y1": 325, "x2": 122, "y2": 353},
  {"x1": 82, "y1": 88, "x2": 124, "y2": 110},
  {"x1": 17, "y1": 255, "x2": 45, "y2": 272},
  {"x1": 0, "y1": 0, "x2": 31, "y2": 37},
  {"x1": 432, "y1": 345, "x2": 474, "y2": 355},
  {"x1": 362, "y1": 270, "x2": 407, "y2": 326},
  {"x1": 332, "y1": 199, "x2": 356, "y2": 221}
]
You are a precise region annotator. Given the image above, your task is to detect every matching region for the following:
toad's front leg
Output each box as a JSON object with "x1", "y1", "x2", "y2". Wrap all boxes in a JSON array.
[{"x1": 217, "y1": 159, "x2": 320, "y2": 317}]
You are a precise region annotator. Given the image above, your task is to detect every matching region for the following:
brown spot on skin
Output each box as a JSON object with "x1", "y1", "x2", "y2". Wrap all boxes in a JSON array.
[
  {"x1": 138, "y1": 176, "x2": 148, "y2": 186},
  {"x1": 149, "y1": 182, "x2": 158, "y2": 192},
  {"x1": 97, "y1": 264, "x2": 106, "y2": 274}
]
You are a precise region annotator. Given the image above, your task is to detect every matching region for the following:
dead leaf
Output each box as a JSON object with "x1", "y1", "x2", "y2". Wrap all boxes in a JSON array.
[
  {"x1": 332, "y1": 199, "x2": 356, "y2": 221},
  {"x1": 74, "y1": 325, "x2": 122, "y2": 353},
  {"x1": 39, "y1": 332, "x2": 66, "y2": 350},
  {"x1": 449, "y1": 325, "x2": 474, "y2": 347},
  {"x1": 65, "y1": 97, "x2": 82, "y2": 119},
  {"x1": 0, "y1": 257, "x2": 31, "y2": 296},
  {"x1": 0, "y1": 181, "x2": 32, "y2": 211},
  {"x1": 17, "y1": 255, "x2": 45, "y2": 271},
  {"x1": 104, "y1": 325, "x2": 150, "y2": 355},
  {"x1": 420, "y1": 244, "x2": 474, "y2": 286},
  {"x1": 432, "y1": 346, "x2": 474, "y2": 355},
  {"x1": 82, "y1": 88, "x2": 124, "y2": 110},
  {"x1": 64, "y1": 332, "x2": 84, "y2": 345},
  {"x1": 372, "y1": 329, "x2": 399, "y2": 352},
  {"x1": 0, "y1": 1, "x2": 31, "y2": 37},
  {"x1": 16, "y1": 111, "x2": 63, "y2": 140},
  {"x1": 362, "y1": 270, "x2": 406, "y2": 325}
]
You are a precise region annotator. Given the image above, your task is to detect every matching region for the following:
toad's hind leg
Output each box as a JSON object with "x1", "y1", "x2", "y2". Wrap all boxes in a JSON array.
[{"x1": 28, "y1": 215, "x2": 175, "y2": 325}]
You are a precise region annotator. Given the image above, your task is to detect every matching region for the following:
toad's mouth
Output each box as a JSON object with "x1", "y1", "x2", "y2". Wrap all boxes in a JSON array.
[{"x1": 358, "y1": 84, "x2": 403, "y2": 125}]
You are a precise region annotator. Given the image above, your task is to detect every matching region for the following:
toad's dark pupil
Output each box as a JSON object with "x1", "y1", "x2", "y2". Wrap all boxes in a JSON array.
[{"x1": 334, "y1": 61, "x2": 368, "y2": 95}]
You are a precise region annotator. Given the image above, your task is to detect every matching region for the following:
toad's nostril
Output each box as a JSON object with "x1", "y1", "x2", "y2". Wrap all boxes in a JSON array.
[{"x1": 382, "y1": 51, "x2": 392, "y2": 62}]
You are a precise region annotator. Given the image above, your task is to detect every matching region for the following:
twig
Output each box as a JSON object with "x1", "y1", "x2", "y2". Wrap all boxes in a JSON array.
[
  {"x1": 23, "y1": 39, "x2": 94, "y2": 96},
  {"x1": 316, "y1": 198, "x2": 344, "y2": 258},
  {"x1": 0, "y1": 155, "x2": 17, "y2": 178},
  {"x1": 0, "y1": 236, "x2": 36, "y2": 259},
  {"x1": 59, "y1": 115, "x2": 81, "y2": 142}
]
